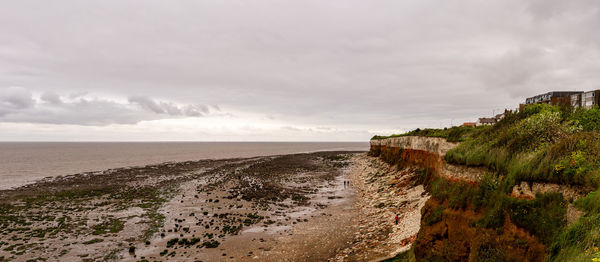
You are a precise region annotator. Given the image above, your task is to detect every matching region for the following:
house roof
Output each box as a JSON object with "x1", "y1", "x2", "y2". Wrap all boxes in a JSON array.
[{"x1": 478, "y1": 118, "x2": 496, "y2": 123}]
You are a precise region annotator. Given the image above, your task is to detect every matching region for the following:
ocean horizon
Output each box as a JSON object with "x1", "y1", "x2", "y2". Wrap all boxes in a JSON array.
[{"x1": 0, "y1": 141, "x2": 368, "y2": 190}]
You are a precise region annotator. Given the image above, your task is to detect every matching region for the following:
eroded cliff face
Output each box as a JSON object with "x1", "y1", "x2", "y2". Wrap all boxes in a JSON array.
[
  {"x1": 414, "y1": 199, "x2": 546, "y2": 261},
  {"x1": 369, "y1": 136, "x2": 456, "y2": 177},
  {"x1": 369, "y1": 136, "x2": 547, "y2": 262}
]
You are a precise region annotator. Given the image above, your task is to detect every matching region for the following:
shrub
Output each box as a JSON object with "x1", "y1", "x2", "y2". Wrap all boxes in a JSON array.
[
  {"x1": 202, "y1": 240, "x2": 220, "y2": 248},
  {"x1": 424, "y1": 205, "x2": 445, "y2": 226},
  {"x1": 507, "y1": 193, "x2": 566, "y2": 245},
  {"x1": 446, "y1": 104, "x2": 600, "y2": 188},
  {"x1": 166, "y1": 238, "x2": 179, "y2": 248},
  {"x1": 429, "y1": 178, "x2": 478, "y2": 209},
  {"x1": 572, "y1": 107, "x2": 600, "y2": 131}
]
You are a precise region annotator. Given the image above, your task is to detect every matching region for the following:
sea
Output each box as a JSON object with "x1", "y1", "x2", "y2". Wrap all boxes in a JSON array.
[{"x1": 0, "y1": 142, "x2": 368, "y2": 190}]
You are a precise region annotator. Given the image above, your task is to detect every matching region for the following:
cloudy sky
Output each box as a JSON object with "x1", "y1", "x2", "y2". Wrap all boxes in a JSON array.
[{"x1": 1, "y1": 0, "x2": 599, "y2": 141}]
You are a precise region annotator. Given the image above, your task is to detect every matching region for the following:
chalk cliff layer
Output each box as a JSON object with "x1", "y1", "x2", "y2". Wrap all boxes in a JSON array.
[{"x1": 369, "y1": 136, "x2": 547, "y2": 261}]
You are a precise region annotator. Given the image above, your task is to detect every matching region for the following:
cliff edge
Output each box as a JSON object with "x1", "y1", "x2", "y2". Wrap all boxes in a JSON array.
[{"x1": 370, "y1": 105, "x2": 600, "y2": 261}]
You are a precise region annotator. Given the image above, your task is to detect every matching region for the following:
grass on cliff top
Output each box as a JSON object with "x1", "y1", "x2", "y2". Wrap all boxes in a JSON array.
[
  {"x1": 371, "y1": 125, "x2": 483, "y2": 142},
  {"x1": 446, "y1": 103, "x2": 600, "y2": 188}
]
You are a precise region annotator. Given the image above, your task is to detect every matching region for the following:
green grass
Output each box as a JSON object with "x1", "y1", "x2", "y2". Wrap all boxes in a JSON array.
[
  {"x1": 550, "y1": 189, "x2": 600, "y2": 261},
  {"x1": 91, "y1": 219, "x2": 124, "y2": 235},
  {"x1": 372, "y1": 125, "x2": 483, "y2": 142},
  {"x1": 445, "y1": 104, "x2": 600, "y2": 188}
]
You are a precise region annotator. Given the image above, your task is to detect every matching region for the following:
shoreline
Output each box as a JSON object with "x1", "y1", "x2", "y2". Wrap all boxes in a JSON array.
[
  {"x1": 0, "y1": 151, "x2": 423, "y2": 261},
  {"x1": 0, "y1": 142, "x2": 368, "y2": 191},
  {"x1": 335, "y1": 154, "x2": 428, "y2": 261},
  {"x1": 0, "y1": 151, "x2": 362, "y2": 261}
]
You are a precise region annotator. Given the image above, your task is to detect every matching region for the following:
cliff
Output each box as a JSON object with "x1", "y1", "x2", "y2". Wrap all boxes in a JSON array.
[
  {"x1": 370, "y1": 136, "x2": 556, "y2": 261},
  {"x1": 371, "y1": 105, "x2": 600, "y2": 261},
  {"x1": 368, "y1": 136, "x2": 455, "y2": 180}
]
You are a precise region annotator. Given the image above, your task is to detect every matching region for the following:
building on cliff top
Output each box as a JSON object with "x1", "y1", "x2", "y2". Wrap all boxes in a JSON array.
[
  {"x1": 475, "y1": 109, "x2": 510, "y2": 126},
  {"x1": 581, "y1": 90, "x2": 600, "y2": 109},
  {"x1": 477, "y1": 117, "x2": 496, "y2": 126},
  {"x1": 570, "y1": 90, "x2": 600, "y2": 109},
  {"x1": 462, "y1": 122, "x2": 476, "y2": 127},
  {"x1": 525, "y1": 91, "x2": 583, "y2": 106},
  {"x1": 571, "y1": 93, "x2": 583, "y2": 108}
]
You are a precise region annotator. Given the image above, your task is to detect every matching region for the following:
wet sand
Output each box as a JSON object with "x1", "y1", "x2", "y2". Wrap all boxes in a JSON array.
[
  {"x1": 0, "y1": 151, "x2": 361, "y2": 262},
  {"x1": 0, "y1": 152, "x2": 424, "y2": 262}
]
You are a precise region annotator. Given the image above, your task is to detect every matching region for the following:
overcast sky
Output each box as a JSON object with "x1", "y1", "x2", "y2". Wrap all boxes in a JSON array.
[{"x1": 1, "y1": 0, "x2": 599, "y2": 141}]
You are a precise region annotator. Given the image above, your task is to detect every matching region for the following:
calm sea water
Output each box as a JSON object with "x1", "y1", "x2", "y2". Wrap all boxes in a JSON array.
[{"x1": 0, "y1": 142, "x2": 368, "y2": 190}]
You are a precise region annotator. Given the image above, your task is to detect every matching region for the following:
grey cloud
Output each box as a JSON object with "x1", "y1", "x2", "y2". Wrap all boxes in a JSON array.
[
  {"x1": 183, "y1": 105, "x2": 209, "y2": 117},
  {"x1": 128, "y1": 96, "x2": 209, "y2": 117},
  {"x1": 1, "y1": 0, "x2": 600, "y2": 139},
  {"x1": 0, "y1": 88, "x2": 214, "y2": 125},
  {"x1": 40, "y1": 91, "x2": 62, "y2": 104},
  {"x1": 0, "y1": 87, "x2": 35, "y2": 116},
  {"x1": 525, "y1": 0, "x2": 599, "y2": 20},
  {"x1": 68, "y1": 92, "x2": 89, "y2": 99},
  {"x1": 477, "y1": 47, "x2": 552, "y2": 98}
]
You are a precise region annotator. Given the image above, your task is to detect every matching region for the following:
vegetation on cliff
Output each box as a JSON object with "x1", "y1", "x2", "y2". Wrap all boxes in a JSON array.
[
  {"x1": 371, "y1": 125, "x2": 481, "y2": 142},
  {"x1": 372, "y1": 103, "x2": 600, "y2": 261},
  {"x1": 446, "y1": 104, "x2": 600, "y2": 188},
  {"x1": 441, "y1": 103, "x2": 600, "y2": 261}
]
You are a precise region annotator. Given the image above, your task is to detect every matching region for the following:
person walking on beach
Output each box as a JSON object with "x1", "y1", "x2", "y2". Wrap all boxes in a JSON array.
[{"x1": 395, "y1": 214, "x2": 399, "y2": 225}]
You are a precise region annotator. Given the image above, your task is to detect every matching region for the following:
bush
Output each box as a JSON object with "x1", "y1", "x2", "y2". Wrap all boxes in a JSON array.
[
  {"x1": 202, "y1": 240, "x2": 220, "y2": 248},
  {"x1": 429, "y1": 177, "x2": 480, "y2": 209},
  {"x1": 572, "y1": 107, "x2": 600, "y2": 131},
  {"x1": 507, "y1": 193, "x2": 566, "y2": 245},
  {"x1": 166, "y1": 238, "x2": 178, "y2": 248},
  {"x1": 446, "y1": 104, "x2": 600, "y2": 188},
  {"x1": 424, "y1": 205, "x2": 445, "y2": 226}
]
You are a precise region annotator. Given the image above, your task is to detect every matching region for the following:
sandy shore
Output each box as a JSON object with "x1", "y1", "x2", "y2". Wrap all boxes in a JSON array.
[
  {"x1": 0, "y1": 152, "x2": 424, "y2": 262},
  {"x1": 334, "y1": 154, "x2": 429, "y2": 261},
  {"x1": 0, "y1": 152, "x2": 361, "y2": 261}
]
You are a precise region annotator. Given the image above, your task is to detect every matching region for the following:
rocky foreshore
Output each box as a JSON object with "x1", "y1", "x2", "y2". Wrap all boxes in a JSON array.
[
  {"x1": 0, "y1": 152, "x2": 363, "y2": 261},
  {"x1": 334, "y1": 154, "x2": 428, "y2": 261},
  {"x1": 0, "y1": 151, "x2": 425, "y2": 262}
]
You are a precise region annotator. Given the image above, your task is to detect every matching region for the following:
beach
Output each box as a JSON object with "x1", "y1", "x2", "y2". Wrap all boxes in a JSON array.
[{"x1": 0, "y1": 151, "x2": 423, "y2": 261}]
